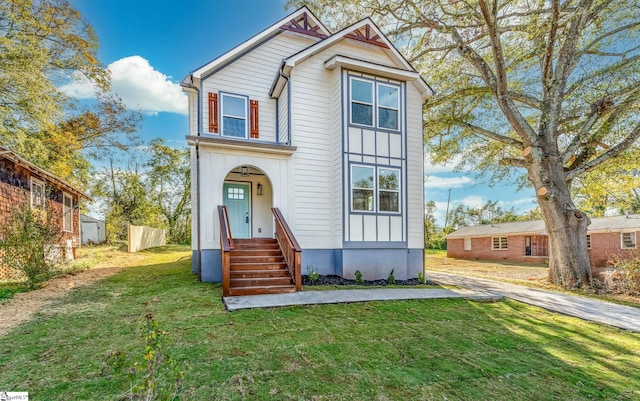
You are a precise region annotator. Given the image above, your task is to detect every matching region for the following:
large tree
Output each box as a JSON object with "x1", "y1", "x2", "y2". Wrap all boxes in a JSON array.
[
  {"x1": 148, "y1": 139, "x2": 191, "y2": 244},
  {"x1": 0, "y1": 0, "x2": 140, "y2": 186},
  {"x1": 292, "y1": 0, "x2": 640, "y2": 288}
]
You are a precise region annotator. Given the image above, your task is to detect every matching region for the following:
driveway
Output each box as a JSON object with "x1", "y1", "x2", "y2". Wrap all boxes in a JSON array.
[{"x1": 425, "y1": 270, "x2": 640, "y2": 332}]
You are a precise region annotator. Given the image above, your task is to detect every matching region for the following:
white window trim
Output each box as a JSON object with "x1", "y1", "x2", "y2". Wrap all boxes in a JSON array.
[
  {"x1": 586, "y1": 234, "x2": 591, "y2": 249},
  {"x1": 377, "y1": 82, "x2": 399, "y2": 131},
  {"x1": 621, "y1": 231, "x2": 637, "y2": 249},
  {"x1": 492, "y1": 236, "x2": 508, "y2": 250},
  {"x1": 220, "y1": 93, "x2": 248, "y2": 138},
  {"x1": 378, "y1": 167, "x2": 401, "y2": 214},
  {"x1": 464, "y1": 237, "x2": 472, "y2": 251},
  {"x1": 349, "y1": 77, "x2": 401, "y2": 132},
  {"x1": 351, "y1": 165, "x2": 375, "y2": 212},
  {"x1": 30, "y1": 177, "x2": 45, "y2": 210},
  {"x1": 63, "y1": 192, "x2": 73, "y2": 232}
]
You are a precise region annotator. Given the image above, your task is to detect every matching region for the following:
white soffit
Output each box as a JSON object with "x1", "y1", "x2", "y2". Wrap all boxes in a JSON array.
[{"x1": 324, "y1": 55, "x2": 433, "y2": 100}]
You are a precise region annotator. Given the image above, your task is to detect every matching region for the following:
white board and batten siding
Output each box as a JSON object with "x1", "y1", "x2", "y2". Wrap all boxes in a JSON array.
[
  {"x1": 200, "y1": 32, "x2": 317, "y2": 142},
  {"x1": 196, "y1": 147, "x2": 291, "y2": 251}
]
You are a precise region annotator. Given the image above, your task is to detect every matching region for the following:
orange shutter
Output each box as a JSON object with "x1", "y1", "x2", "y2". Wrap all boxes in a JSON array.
[
  {"x1": 208, "y1": 93, "x2": 218, "y2": 133},
  {"x1": 250, "y1": 100, "x2": 259, "y2": 138}
]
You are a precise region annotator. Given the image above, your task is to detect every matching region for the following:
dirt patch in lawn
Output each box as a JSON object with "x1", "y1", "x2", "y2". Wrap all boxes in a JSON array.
[
  {"x1": 0, "y1": 244, "x2": 150, "y2": 336},
  {"x1": 424, "y1": 255, "x2": 549, "y2": 283},
  {"x1": 0, "y1": 266, "x2": 123, "y2": 336}
]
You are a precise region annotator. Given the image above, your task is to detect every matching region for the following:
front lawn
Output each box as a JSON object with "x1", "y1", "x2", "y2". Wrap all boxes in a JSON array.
[{"x1": 1, "y1": 247, "x2": 639, "y2": 400}]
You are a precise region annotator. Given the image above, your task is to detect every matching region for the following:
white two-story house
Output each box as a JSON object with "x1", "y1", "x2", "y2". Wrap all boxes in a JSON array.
[{"x1": 182, "y1": 7, "x2": 432, "y2": 295}]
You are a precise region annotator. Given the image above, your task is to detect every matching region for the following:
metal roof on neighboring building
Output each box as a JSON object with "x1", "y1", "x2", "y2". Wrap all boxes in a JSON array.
[{"x1": 446, "y1": 214, "x2": 640, "y2": 239}]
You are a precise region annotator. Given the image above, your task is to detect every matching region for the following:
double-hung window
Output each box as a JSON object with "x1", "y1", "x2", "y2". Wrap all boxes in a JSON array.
[
  {"x1": 31, "y1": 178, "x2": 45, "y2": 210},
  {"x1": 63, "y1": 193, "x2": 73, "y2": 232},
  {"x1": 622, "y1": 232, "x2": 636, "y2": 249},
  {"x1": 350, "y1": 78, "x2": 400, "y2": 131},
  {"x1": 352, "y1": 166, "x2": 374, "y2": 211},
  {"x1": 351, "y1": 79, "x2": 374, "y2": 126},
  {"x1": 377, "y1": 84, "x2": 399, "y2": 130},
  {"x1": 378, "y1": 168, "x2": 399, "y2": 212},
  {"x1": 221, "y1": 94, "x2": 247, "y2": 138},
  {"x1": 351, "y1": 165, "x2": 400, "y2": 213}
]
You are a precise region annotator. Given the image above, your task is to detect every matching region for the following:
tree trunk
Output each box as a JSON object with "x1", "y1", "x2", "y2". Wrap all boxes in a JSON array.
[{"x1": 529, "y1": 153, "x2": 592, "y2": 288}]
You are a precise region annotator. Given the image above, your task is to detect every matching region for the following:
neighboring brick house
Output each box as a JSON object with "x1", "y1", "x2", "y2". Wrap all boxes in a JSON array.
[
  {"x1": 0, "y1": 146, "x2": 91, "y2": 278},
  {"x1": 446, "y1": 214, "x2": 639, "y2": 268}
]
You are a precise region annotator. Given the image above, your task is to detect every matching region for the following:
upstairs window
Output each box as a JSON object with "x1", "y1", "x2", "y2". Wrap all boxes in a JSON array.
[
  {"x1": 221, "y1": 94, "x2": 247, "y2": 138},
  {"x1": 492, "y1": 236, "x2": 508, "y2": 250},
  {"x1": 351, "y1": 79, "x2": 373, "y2": 126},
  {"x1": 377, "y1": 84, "x2": 399, "y2": 130},
  {"x1": 350, "y1": 77, "x2": 400, "y2": 131},
  {"x1": 622, "y1": 232, "x2": 636, "y2": 249},
  {"x1": 31, "y1": 178, "x2": 45, "y2": 210}
]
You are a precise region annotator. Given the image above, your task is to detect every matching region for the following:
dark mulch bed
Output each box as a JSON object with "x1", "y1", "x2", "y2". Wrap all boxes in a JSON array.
[{"x1": 302, "y1": 275, "x2": 438, "y2": 287}]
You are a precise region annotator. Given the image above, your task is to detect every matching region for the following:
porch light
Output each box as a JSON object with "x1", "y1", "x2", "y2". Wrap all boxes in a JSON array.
[
  {"x1": 257, "y1": 183, "x2": 263, "y2": 195},
  {"x1": 241, "y1": 166, "x2": 248, "y2": 176}
]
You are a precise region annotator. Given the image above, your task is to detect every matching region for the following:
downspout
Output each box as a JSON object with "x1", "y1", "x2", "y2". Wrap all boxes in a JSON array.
[
  {"x1": 278, "y1": 64, "x2": 291, "y2": 145},
  {"x1": 181, "y1": 74, "x2": 202, "y2": 281},
  {"x1": 195, "y1": 139, "x2": 202, "y2": 282}
]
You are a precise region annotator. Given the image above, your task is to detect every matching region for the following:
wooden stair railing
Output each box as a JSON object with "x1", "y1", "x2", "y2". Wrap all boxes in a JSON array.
[
  {"x1": 218, "y1": 205, "x2": 235, "y2": 296},
  {"x1": 271, "y1": 208, "x2": 302, "y2": 291}
]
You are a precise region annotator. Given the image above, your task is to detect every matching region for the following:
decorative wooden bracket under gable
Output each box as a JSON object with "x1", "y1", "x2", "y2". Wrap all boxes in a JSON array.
[
  {"x1": 280, "y1": 12, "x2": 327, "y2": 38},
  {"x1": 345, "y1": 24, "x2": 389, "y2": 48}
]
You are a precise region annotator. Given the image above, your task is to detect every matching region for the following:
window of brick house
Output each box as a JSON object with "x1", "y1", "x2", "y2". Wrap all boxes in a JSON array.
[{"x1": 492, "y1": 236, "x2": 508, "y2": 250}]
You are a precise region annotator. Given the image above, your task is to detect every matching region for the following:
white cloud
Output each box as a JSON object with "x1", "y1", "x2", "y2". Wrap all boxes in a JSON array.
[
  {"x1": 454, "y1": 195, "x2": 486, "y2": 209},
  {"x1": 424, "y1": 175, "x2": 474, "y2": 189},
  {"x1": 59, "y1": 56, "x2": 187, "y2": 115}
]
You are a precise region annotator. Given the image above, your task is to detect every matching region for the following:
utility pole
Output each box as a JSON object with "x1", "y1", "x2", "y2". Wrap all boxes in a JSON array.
[{"x1": 444, "y1": 188, "x2": 451, "y2": 230}]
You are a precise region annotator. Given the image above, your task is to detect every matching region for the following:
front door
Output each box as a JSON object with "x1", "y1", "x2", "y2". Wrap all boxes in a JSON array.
[
  {"x1": 525, "y1": 236, "x2": 532, "y2": 256},
  {"x1": 223, "y1": 183, "x2": 250, "y2": 239}
]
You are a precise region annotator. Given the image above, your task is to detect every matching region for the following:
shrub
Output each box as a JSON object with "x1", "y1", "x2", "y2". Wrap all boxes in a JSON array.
[
  {"x1": 306, "y1": 265, "x2": 319, "y2": 285},
  {"x1": 110, "y1": 312, "x2": 185, "y2": 400},
  {"x1": 387, "y1": 268, "x2": 396, "y2": 285},
  {"x1": 0, "y1": 202, "x2": 62, "y2": 288},
  {"x1": 355, "y1": 269, "x2": 364, "y2": 284},
  {"x1": 417, "y1": 271, "x2": 426, "y2": 284},
  {"x1": 607, "y1": 249, "x2": 640, "y2": 295}
]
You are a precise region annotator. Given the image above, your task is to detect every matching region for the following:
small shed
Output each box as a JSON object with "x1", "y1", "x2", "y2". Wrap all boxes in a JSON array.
[{"x1": 80, "y1": 214, "x2": 106, "y2": 244}]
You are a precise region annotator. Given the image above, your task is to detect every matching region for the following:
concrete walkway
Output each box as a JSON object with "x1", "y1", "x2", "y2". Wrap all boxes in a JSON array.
[
  {"x1": 426, "y1": 271, "x2": 640, "y2": 332},
  {"x1": 223, "y1": 272, "x2": 640, "y2": 332},
  {"x1": 224, "y1": 288, "x2": 502, "y2": 311}
]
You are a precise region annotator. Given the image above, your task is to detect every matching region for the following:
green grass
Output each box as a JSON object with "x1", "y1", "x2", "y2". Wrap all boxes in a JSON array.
[
  {"x1": 1, "y1": 247, "x2": 639, "y2": 400},
  {"x1": 425, "y1": 248, "x2": 447, "y2": 257}
]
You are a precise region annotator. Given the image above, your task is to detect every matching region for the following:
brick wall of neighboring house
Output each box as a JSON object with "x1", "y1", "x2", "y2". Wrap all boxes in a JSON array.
[
  {"x1": 0, "y1": 158, "x2": 81, "y2": 279},
  {"x1": 588, "y1": 231, "x2": 639, "y2": 267},
  {"x1": 447, "y1": 235, "x2": 549, "y2": 264}
]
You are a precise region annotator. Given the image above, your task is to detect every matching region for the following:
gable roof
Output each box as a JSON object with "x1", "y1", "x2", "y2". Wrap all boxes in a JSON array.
[
  {"x1": 446, "y1": 214, "x2": 640, "y2": 239},
  {"x1": 0, "y1": 146, "x2": 91, "y2": 201},
  {"x1": 270, "y1": 17, "x2": 433, "y2": 101},
  {"x1": 189, "y1": 6, "x2": 330, "y2": 80}
]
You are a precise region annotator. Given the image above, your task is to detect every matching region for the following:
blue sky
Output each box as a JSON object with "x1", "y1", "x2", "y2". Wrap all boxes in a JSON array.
[{"x1": 66, "y1": 0, "x2": 538, "y2": 225}]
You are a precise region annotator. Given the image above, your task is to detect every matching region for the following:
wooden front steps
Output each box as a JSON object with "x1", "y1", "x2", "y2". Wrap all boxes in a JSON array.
[{"x1": 228, "y1": 238, "x2": 296, "y2": 296}]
